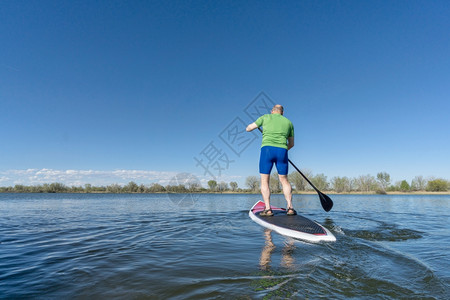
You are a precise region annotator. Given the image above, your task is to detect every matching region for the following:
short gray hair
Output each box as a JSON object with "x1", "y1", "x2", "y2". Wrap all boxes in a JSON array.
[{"x1": 272, "y1": 104, "x2": 284, "y2": 114}]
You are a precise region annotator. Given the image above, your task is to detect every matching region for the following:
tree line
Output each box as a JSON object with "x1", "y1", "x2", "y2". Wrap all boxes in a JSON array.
[
  {"x1": 0, "y1": 181, "x2": 242, "y2": 194},
  {"x1": 243, "y1": 171, "x2": 449, "y2": 194},
  {"x1": 0, "y1": 172, "x2": 448, "y2": 194}
]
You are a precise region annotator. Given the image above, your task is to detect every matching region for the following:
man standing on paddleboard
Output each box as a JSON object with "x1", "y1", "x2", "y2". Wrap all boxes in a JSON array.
[{"x1": 246, "y1": 104, "x2": 295, "y2": 217}]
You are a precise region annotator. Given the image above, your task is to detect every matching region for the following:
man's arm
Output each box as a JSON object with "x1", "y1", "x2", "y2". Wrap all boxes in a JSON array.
[
  {"x1": 287, "y1": 137, "x2": 294, "y2": 150},
  {"x1": 246, "y1": 122, "x2": 258, "y2": 132}
]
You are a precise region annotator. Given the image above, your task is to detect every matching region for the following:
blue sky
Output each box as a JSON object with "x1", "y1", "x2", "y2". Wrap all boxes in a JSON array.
[{"x1": 1, "y1": 0, "x2": 449, "y2": 187}]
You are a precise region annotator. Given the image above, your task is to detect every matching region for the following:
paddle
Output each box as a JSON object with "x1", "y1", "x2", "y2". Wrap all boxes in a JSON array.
[
  {"x1": 287, "y1": 159, "x2": 333, "y2": 212},
  {"x1": 257, "y1": 127, "x2": 333, "y2": 212}
]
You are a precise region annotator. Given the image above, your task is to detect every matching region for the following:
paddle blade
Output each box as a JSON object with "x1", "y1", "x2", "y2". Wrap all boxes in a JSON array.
[{"x1": 319, "y1": 192, "x2": 333, "y2": 212}]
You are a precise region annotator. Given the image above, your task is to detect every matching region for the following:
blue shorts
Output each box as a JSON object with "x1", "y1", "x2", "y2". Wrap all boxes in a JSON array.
[{"x1": 259, "y1": 146, "x2": 289, "y2": 175}]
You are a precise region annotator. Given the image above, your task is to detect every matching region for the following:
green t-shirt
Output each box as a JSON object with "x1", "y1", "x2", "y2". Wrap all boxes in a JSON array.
[{"x1": 254, "y1": 114, "x2": 294, "y2": 149}]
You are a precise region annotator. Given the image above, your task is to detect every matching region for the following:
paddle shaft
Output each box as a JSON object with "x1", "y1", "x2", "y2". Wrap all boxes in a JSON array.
[{"x1": 288, "y1": 159, "x2": 317, "y2": 192}]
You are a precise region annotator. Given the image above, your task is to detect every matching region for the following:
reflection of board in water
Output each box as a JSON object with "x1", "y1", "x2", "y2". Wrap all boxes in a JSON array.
[{"x1": 249, "y1": 201, "x2": 336, "y2": 242}]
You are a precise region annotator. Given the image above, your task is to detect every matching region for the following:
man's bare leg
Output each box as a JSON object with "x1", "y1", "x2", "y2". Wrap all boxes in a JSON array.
[
  {"x1": 278, "y1": 174, "x2": 292, "y2": 209},
  {"x1": 260, "y1": 174, "x2": 271, "y2": 210}
]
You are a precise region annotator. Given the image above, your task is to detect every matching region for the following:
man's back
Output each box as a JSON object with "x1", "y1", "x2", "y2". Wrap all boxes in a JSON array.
[{"x1": 255, "y1": 113, "x2": 294, "y2": 149}]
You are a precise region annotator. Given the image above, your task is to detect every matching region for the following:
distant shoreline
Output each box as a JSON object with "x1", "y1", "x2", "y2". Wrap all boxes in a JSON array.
[
  {"x1": 295, "y1": 191, "x2": 450, "y2": 195},
  {"x1": 1, "y1": 191, "x2": 449, "y2": 195}
]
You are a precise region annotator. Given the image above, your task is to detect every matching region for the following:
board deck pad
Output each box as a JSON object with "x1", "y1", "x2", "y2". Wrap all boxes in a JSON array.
[
  {"x1": 255, "y1": 210, "x2": 326, "y2": 235},
  {"x1": 249, "y1": 201, "x2": 336, "y2": 242}
]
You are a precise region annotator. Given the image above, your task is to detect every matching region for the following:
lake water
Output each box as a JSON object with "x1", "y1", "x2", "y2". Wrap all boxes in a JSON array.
[{"x1": 0, "y1": 193, "x2": 449, "y2": 299}]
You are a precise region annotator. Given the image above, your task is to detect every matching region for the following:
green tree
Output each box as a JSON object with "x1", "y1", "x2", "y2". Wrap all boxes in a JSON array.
[
  {"x1": 49, "y1": 182, "x2": 67, "y2": 193},
  {"x1": 106, "y1": 183, "x2": 122, "y2": 193},
  {"x1": 246, "y1": 176, "x2": 260, "y2": 192},
  {"x1": 207, "y1": 180, "x2": 217, "y2": 191},
  {"x1": 187, "y1": 181, "x2": 201, "y2": 192},
  {"x1": 229, "y1": 181, "x2": 238, "y2": 192},
  {"x1": 84, "y1": 183, "x2": 92, "y2": 193},
  {"x1": 124, "y1": 181, "x2": 139, "y2": 193},
  {"x1": 411, "y1": 176, "x2": 427, "y2": 191},
  {"x1": 376, "y1": 172, "x2": 391, "y2": 193},
  {"x1": 331, "y1": 176, "x2": 351, "y2": 193},
  {"x1": 138, "y1": 184, "x2": 147, "y2": 193},
  {"x1": 270, "y1": 173, "x2": 281, "y2": 193},
  {"x1": 400, "y1": 180, "x2": 410, "y2": 192},
  {"x1": 217, "y1": 181, "x2": 229, "y2": 192},
  {"x1": 165, "y1": 184, "x2": 187, "y2": 193},
  {"x1": 149, "y1": 183, "x2": 166, "y2": 193},
  {"x1": 14, "y1": 184, "x2": 27, "y2": 193},
  {"x1": 289, "y1": 172, "x2": 304, "y2": 191},
  {"x1": 30, "y1": 185, "x2": 43, "y2": 193},
  {"x1": 289, "y1": 169, "x2": 313, "y2": 191},
  {"x1": 355, "y1": 175, "x2": 377, "y2": 192},
  {"x1": 311, "y1": 173, "x2": 328, "y2": 191},
  {"x1": 426, "y1": 179, "x2": 448, "y2": 192},
  {"x1": 70, "y1": 186, "x2": 84, "y2": 193},
  {"x1": 92, "y1": 185, "x2": 106, "y2": 193}
]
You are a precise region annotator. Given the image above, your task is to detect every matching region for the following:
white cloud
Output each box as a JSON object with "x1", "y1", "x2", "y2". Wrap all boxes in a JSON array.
[
  {"x1": 0, "y1": 169, "x2": 248, "y2": 189},
  {"x1": 0, "y1": 169, "x2": 179, "y2": 187}
]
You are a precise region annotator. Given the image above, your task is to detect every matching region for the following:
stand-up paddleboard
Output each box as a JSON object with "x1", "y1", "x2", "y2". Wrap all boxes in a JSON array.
[{"x1": 249, "y1": 201, "x2": 336, "y2": 242}]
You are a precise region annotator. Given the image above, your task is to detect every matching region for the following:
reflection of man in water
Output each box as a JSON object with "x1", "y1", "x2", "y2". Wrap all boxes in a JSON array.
[{"x1": 259, "y1": 229, "x2": 295, "y2": 270}]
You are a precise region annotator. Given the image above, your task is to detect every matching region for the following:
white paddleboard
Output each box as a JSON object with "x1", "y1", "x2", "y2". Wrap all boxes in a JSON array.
[{"x1": 249, "y1": 201, "x2": 336, "y2": 242}]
